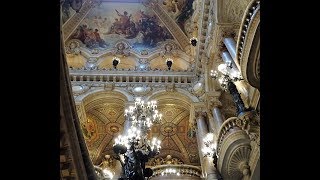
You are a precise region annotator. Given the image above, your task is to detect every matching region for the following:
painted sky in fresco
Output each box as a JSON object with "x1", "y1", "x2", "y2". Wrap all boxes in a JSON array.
[{"x1": 70, "y1": 2, "x2": 173, "y2": 51}]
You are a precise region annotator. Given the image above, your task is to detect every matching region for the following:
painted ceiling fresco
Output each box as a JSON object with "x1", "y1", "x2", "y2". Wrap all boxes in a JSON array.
[
  {"x1": 160, "y1": 0, "x2": 194, "y2": 34},
  {"x1": 70, "y1": 1, "x2": 173, "y2": 51},
  {"x1": 67, "y1": 0, "x2": 194, "y2": 52},
  {"x1": 61, "y1": 0, "x2": 83, "y2": 24}
]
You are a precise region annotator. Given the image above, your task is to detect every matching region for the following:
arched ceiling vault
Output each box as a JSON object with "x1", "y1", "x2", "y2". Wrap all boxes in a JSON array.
[{"x1": 77, "y1": 89, "x2": 201, "y2": 166}]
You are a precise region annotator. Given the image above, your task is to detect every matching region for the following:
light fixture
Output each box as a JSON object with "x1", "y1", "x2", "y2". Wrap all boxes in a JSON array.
[
  {"x1": 190, "y1": 37, "x2": 198, "y2": 46},
  {"x1": 112, "y1": 57, "x2": 121, "y2": 69},
  {"x1": 202, "y1": 133, "x2": 217, "y2": 157},
  {"x1": 210, "y1": 61, "x2": 247, "y2": 115},
  {"x1": 202, "y1": 133, "x2": 218, "y2": 168},
  {"x1": 113, "y1": 98, "x2": 162, "y2": 180},
  {"x1": 166, "y1": 58, "x2": 173, "y2": 70},
  {"x1": 210, "y1": 61, "x2": 242, "y2": 90},
  {"x1": 94, "y1": 166, "x2": 114, "y2": 179}
]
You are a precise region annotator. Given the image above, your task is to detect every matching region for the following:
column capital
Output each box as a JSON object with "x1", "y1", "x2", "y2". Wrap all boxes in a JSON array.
[
  {"x1": 195, "y1": 111, "x2": 207, "y2": 120},
  {"x1": 222, "y1": 30, "x2": 236, "y2": 39},
  {"x1": 206, "y1": 91, "x2": 222, "y2": 109},
  {"x1": 190, "y1": 102, "x2": 206, "y2": 124},
  {"x1": 192, "y1": 102, "x2": 206, "y2": 113}
]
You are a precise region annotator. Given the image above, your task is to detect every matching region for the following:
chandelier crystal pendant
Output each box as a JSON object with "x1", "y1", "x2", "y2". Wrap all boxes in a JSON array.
[{"x1": 113, "y1": 98, "x2": 162, "y2": 180}]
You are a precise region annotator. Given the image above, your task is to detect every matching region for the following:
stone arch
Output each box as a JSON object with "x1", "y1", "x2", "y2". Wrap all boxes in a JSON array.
[
  {"x1": 144, "y1": 89, "x2": 200, "y2": 164},
  {"x1": 73, "y1": 89, "x2": 134, "y2": 163},
  {"x1": 145, "y1": 88, "x2": 199, "y2": 103},
  {"x1": 74, "y1": 87, "x2": 134, "y2": 103}
]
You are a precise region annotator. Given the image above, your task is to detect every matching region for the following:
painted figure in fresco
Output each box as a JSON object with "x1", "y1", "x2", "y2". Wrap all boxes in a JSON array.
[
  {"x1": 116, "y1": 10, "x2": 131, "y2": 28},
  {"x1": 71, "y1": 7, "x2": 176, "y2": 49},
  {"x1": 72, "y1": 24, "x2": 107, "y2": 48},
  {"x1": 108, "y1": 8, "x2": 173, "y2": 46},
  {"x1": 100, "y1": 17, "x2": 110, "y2": 34},
  {"x1": 93, "y1": 29, "x2": 107, "y2": 48},
  {"x1": 81, "y1": 120, "x2": 96, "y2": 140},
  {"x1": 113, "y1": 10, "x2": 132, "y2": 35},
  {"x1": 163, "y1": 0, "x2": 181, "y2": 18}
]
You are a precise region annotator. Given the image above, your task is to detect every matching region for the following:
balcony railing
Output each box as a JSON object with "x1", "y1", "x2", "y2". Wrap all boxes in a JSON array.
[
  {"x1": 235, "y1": 0, "x2": 260, "y2": 66},
  {"x1": 149, "y1": 164, "x2": 202, "y2": 178}
]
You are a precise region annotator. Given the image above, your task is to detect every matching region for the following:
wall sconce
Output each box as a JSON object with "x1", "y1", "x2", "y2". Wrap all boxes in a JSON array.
[
  {"x1": 190, "y1": 37, "x2": 198, "y2": 47},
  {"x1": 112, "y1": 57, "x2": 121, "y2": 69},
  {"x1": 166, "y1": 58, "x2": 173, "y2": 70}
]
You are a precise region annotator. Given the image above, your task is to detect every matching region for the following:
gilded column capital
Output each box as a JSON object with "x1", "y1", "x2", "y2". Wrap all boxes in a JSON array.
[
  {"x1": 206, "y1": 91, "x2": 222, "y2": 109},
  {"x1": 195, "y1": 111, "x2": 207, "y2": 120},
  {"x1": 190, "y1": 102, "x2": 206, "y2": 123}
]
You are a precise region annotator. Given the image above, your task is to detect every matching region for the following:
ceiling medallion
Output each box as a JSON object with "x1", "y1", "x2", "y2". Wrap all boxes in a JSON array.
[
  {"x1": 110, "y1": 126, "x2": 120, "y2": 133},
  {"x1": 105, "y1": 122, "x2": 122, "y2": 135},
  {"x1": 160, "y1": 122, "x2": 177, "y2": 136},
  {"x1": 65, "y1": 39, "x2": 81, "y2": 55}
]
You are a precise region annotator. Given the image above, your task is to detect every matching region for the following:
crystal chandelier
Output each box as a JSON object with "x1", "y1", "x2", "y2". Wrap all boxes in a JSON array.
[
  {"x1": 113, "y1": 98, "x2": 162, "y2": 180},
  {"x1": 210, "y1": 62, "x2": 247, "y2": 115},
  {"x1": 210, "y1": 62, "x2": 242, "y2": 90}
]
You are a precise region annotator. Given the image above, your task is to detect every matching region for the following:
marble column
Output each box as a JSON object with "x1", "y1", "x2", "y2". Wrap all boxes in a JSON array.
[
  {"x1": 221, "y1": 51, "x2": 239, "y2": 71},
  {"x1": 211, "y1": 105, "x2": 225, "y2": 132},
  {"x1": 206, "y1": 94, "x2": 224, "y2": 135},
  {"x1": 223, "y1": 37, "x2": 237, "y2": 61},
  {"x1": 196, "y1": 112, "x2": 219, "y2": 180}
]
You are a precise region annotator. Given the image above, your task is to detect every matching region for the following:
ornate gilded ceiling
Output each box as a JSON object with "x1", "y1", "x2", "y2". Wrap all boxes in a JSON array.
[{"x1": 75, "y1": 90, "x2": 201, "y2": 169}]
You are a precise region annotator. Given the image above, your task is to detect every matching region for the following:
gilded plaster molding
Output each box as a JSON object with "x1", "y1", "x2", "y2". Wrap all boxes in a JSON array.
[{"x1": 205, "y1": 91, "x2": 222, "y2": 110}]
